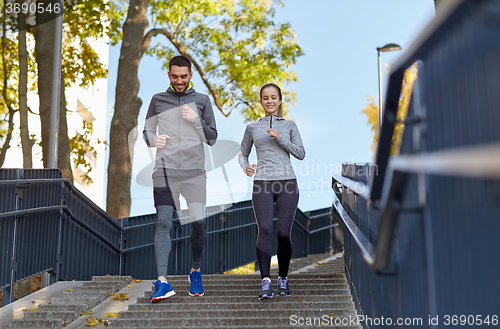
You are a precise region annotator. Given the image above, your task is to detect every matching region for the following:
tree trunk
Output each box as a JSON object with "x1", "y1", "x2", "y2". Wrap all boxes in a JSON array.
[
  {"x1": 57, "y1": 72, "x2": 72, "y2": 181},
  {"x1": 18, "y1": 0, "x2": 33, "y2": 168},
  {"x1": 106, "y1": 0, "x2": 149, "y2": 219},
  {"x1": 0, "y1": 0, "x2": 15, "y2": 167},
  {"x1": 33, "y1": 6, "x2": 73, "y2": 181}
]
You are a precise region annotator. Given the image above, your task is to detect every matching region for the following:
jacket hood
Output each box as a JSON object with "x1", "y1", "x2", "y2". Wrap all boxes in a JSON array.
[{"x1": 167, "y1": 81, "x2": 195, "y2": 95}]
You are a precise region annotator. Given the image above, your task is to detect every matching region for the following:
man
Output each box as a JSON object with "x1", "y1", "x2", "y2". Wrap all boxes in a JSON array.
[{"x1": 143, "y1": 55, "x2": 217, "y2": 302}]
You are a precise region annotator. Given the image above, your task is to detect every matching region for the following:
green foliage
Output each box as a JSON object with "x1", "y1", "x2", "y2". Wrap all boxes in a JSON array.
[
  {"x1": 69, "y1": 120, "x2": 105, "y2": 185},
  {"x1": 360, "y1": 95, "x2": 378, "y2": 158},
  {"x1": 0, "y1": 12, "x2": 19, "y2": 145},
  {"x1": 146, "y1": 0, "x2": 303, "y2": 121},
  {"x1": 362, "y1": 63, "x2": 418, "y2": 159},
  {"x1": 63, "y1": 0, "x2": 124, "y2": 88}
]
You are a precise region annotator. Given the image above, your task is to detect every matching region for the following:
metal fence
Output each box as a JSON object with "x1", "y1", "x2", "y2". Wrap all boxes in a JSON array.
[
  {"x1": 0, "y1": 168, "x2": 339, "y2": 306},
  {"x1": 332, "y1": 1, "x2": 500, "y2": 328}
]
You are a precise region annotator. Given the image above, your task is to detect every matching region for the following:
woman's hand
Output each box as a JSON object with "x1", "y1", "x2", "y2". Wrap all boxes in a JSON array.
[
  {"x1": 267, "y1": 129, "x2": 280, "y2": 140},
  {"x1": 246, "y1": 164, "x2": 257, "y2": 177}
]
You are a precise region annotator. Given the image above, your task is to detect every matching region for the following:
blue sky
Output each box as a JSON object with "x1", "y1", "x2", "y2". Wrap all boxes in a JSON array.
[{"x1": 105, "y1": 0, "x2": 436, "y2": 216}]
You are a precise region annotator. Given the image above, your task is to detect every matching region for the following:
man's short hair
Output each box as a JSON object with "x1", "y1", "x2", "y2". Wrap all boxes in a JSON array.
[{"x1": 169, "y1": 55, "x2": 192, "y2": 72}]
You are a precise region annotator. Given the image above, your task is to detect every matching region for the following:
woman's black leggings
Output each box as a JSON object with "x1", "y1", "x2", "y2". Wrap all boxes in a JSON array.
[{"x1": 252, "y1": 179, "x2": 299, "y2": 279}]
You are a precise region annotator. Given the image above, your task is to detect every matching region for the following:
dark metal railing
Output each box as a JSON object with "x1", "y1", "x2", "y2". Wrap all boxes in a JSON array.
[
  {"x1": 331, "y1": 0, "x2": 500, "y2": 327},
  {"x1": 0, "y1": 169, "x2": 339, "y2": 306}
]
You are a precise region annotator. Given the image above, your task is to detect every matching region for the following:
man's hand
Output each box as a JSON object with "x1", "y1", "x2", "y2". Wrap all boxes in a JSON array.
[
  {"x1": 182, "y1": 104, "x2": 197, "y2": 122},
  {"x1": 246, "y1": 164, "x2": 257, "y2": 177},
  {"x1": 267, "y1": 129, "x2": 280, "y2": 140},
  {"x1": 154, "y1": 134, "x2": 170, "y2": 148}
]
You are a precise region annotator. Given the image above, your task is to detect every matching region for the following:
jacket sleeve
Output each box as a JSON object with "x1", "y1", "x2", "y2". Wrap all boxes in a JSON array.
[
  {"x1": 143, "y1": 96, "x2": 158, "y2": 147},
  {"x1": 238, "y1": 124, "x2": 253, "y2": 172},
  {"x1": 192, "y1": 96, "x2": 218, "y2": 146},
  {"x1": 277, "y1": 121, "x2": 305, "y2": 160}
]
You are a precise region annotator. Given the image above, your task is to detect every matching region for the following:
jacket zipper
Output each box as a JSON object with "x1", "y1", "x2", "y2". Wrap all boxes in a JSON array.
[{"x1": 178, "y1": 95, "x2": 181, "y2": 168}]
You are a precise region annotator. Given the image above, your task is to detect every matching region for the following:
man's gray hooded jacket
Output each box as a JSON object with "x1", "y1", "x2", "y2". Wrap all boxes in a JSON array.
[{"x1": 143, "y1": 83, "x2": 218, "y2": 170}]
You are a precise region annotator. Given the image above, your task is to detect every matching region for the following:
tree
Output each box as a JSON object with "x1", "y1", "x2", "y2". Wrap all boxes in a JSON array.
[
  {"x1": 362, "y1": 62, "x2": 418, "y2": 159},
  {"x1": 18, "y1": 0, "x2": 33, "y2": 167},
  {"x1": 32, "y1": 0, "x2": 121, "y2": 180},
  {"x1": 106, "y1": 0, "x2": 303, "y2": 218},
  {"x1": 1, "y1": 0, "x2": 120, "y2": 176},
  {"x1": 0, "y1": 0, "x2": 17, "y2": 166}
]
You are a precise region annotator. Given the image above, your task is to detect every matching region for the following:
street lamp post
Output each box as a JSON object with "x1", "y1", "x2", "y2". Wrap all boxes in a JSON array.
[{"x1": 377, "y1": 43, "x2": 402, "y2": 132}]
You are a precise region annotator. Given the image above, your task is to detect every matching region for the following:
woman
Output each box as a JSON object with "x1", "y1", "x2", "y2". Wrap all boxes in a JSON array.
[{"x1": 238, "y1": 83, "x2": 305, "y2": 299}]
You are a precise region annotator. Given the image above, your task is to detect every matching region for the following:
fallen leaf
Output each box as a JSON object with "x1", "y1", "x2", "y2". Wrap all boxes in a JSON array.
[
  {"x1": 31, "y1": 301, "x2": 35, "y2": 303},
  {"x1": 105, "y1": 274, "x2": 111, "y2": 277},
  {"x1": 106, "y1": 312, "x2": 119, "y2": 317},
  {"x1": 111, "y1": 293, "x2": 129, "y2": 301},
  {"x1": 66, "y1": 289, "x2": 73, "y2": 292},
  {"x1": 298, "y1": 300, "x2": 305, "y2": 302},
  {"x1": 127, "y1": 285, "x2": 131, "y2": 288},
  {"x1": 66, "y1": 321, "x2": 69, "y2": 324},
  {"x1": 142, "y1": 308, "x2": 148, "y2": 311},
  {"x1": 98, "y1": 319, "x2": 109, "y2": 325},
  {"x1": 131, "y1": 278, "x2": 142, "y2": 283},
  {"x1": 315, "y1": 262, "x2": 322, "y2": 265},
  {"x1": 85, "y1": 317, "x2": 99, "y2": 326},
  {"x1": 81, "y1": 311, "x2": 93, "y2": 315},
  {"x1": 109, "y1": 292, "x2": 115, "y2": 296},
  {"x1": 23, "y1": 307, "x2": 38, "y2": 311},
  {"x1": 72, "y1": 279, "x2": 75, "y2": 281}
]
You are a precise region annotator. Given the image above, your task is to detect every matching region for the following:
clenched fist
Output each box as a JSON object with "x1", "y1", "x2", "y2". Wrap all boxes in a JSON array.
[
  {"x1": 182, "y1": 104, "x2": 197, "y2": 122},
  {"x1": 154, "y1": 134, "x2": 171, "y2": 148},
  {"x1": 246, "y1": 164, "x2": 257, "y2": 177}
]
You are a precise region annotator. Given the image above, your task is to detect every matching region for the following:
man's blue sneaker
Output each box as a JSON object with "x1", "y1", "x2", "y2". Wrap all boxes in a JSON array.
[
  {"x1": 188, "y1": 271, "x2": 204, "y2": 296},
  {"x1": 150, "y1": 280, "x2": 176, "y2": 303}
]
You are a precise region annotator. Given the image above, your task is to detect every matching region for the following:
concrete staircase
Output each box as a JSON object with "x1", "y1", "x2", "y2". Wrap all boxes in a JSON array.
[
  {"x1": 7, "y1": 276, "x2": 132, "y2": 328},
  {"x1": 4, "y1": 253, "x2": 361, "y2": 328}
]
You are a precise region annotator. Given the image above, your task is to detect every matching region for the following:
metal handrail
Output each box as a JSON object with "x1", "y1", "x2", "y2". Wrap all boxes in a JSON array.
[
  {"x1": 123, "y1": 212, "x2": 333, "y2": 254},
  {"x1": 370, "y1": 0, "x2": 467, "y2": 201},
  {"x1": 330, "y1": 0, "x2": 500, "y2": 272},
  {"x1": 0, "y1": 178, "x2": 120, "y2": 229},
  {"x1": 331, "y1": 174, "x2": 371, "y2": 200},
  {"x1": 0, "y1": 204, "x2": 121, "y2": 253}
]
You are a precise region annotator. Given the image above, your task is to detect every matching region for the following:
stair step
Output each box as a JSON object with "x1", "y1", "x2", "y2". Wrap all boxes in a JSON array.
[
  {"x1": 82, "y1": 281, "x2": 129, "y2": 288},
  {"x1": 128, "y1": 301, "x2": 354, "y2": 311},
  {"x1": 144, "y1": 288, "x2": 350, "y2": 297},
  {"x1": 111, "y1": 327, "x2": 360, "y2": 329},
  {"x1": 8, "y1": 319, "x2": 64, "y2": 328},
  {"x1": 91, "y1": 275, "x2": 133, "y2": 282},
  {"x1": 22, "y1": 310, "x2": 78, "y2": 322},
  {"x1": 38, "y1": 304, "x2": 89, "y2": 313},
  {"x1": 145, "y1": 280, "x2": 349, "y2": 292},
  {"x1": 160, "y1": 277, "x2": 348, "y2": 283},
  {"x1": 116, "y1": 308, "x2": 357, "y2": 319},
  {"x1": 50, "y1": 297, "x2": 106, "y2": 308},
  {"x1": 163, "y1": 273, "x2": 345, "y2": 280},
  {"x1": 72, "y1": 285, "x2": 123, "y2": 293},
  {"x1": 62, "y1": 291, "x2": 110, "y2": 298},
  {"x1": 136, "y1": 294, "x2": 352, "y2": 304},
  {"x1": 107, "y1": 315, "x2": 359, "y2": 327}
]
